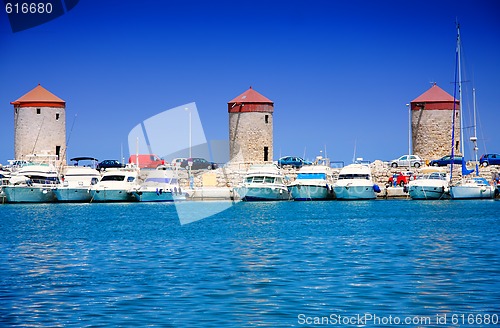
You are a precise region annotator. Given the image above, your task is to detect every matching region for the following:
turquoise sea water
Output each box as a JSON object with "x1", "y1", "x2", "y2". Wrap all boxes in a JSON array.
[{"x1": 1, "y1": 200, "x2": 499, "y2": 327}]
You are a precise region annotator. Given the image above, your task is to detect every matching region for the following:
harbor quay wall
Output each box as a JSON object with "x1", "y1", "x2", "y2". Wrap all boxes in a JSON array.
[{"x1": 167, "y1": 160, "x2": 500, "y2": 191}]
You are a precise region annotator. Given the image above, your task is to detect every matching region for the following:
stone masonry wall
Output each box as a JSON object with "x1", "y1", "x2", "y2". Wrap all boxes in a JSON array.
[
  {"x1": 229, "y1": 111, "x2": 273, "y2": 163},
  {"x1": 412, "y1": 109, "x2": 460, "y2": 162},
  {"x1": 14, "y1": 106, "x2": 66, "y2": 164}
]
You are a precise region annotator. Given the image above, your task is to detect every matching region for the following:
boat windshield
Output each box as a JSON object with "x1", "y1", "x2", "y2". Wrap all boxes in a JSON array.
[
  {"x1": 417, "y1": 173, "x2": 446, "y2": 180},
  {"x1": 27, "y1": 176, "x2": 58, "y2": 184},
  {"x1": 429, "y1": 173, "x2": 446, "y2": 180},
  {"x1": 338, "y1": 174, "x2": 370, "y2": 180},
  {"x1": 246, "y1": 176, "x2": 277, "y2": 184},
  {"x1": 101, "y1": 175, "x2": 125, "y2": 182},
  {"x1": 297, "y1": 173, "x2": 326, "y2": 180},
  {"x1": 472, "y1": 177, "x2": 489, "y2": 185}
]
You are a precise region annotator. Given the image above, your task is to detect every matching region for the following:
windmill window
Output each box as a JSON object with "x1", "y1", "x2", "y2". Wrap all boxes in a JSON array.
[
  {"x1": 36, "y1": 108, "x2": 41, "y2": 114},
  {"x1": 265, "y1": 115, "x2": 269, "y2": 124},
  {"x1": 56, "y1": 113, "x2": 60, "y2": 120}
]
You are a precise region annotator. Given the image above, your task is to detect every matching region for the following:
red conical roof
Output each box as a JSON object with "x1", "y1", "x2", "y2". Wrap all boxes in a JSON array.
[
  {"x1": 11, "y1": 84, "x2": 65, "y2": 108},
  {"x1": 411, "y1": 84, "x2": 456, "y2": 103},
  {"x1": 228, "y1": 86, "x2": 273, "y2": 104}
]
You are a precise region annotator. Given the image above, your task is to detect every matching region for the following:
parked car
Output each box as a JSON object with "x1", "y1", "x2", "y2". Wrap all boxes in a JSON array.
[
  {"x1": 390, "y1": 155, "x2": 423, "y2": 168},
  {"x1": 180, "y1": 158, "x2": 218, "y2": 170},
  {"x1": 429, "y1": 155, "x2": 463, "y2": 167},
  {"x1": 277, "y1": 156, "x2": 313, "y2": 168},
  {"x1": 96, "y1": 160, "x2": 126, "y2": 171},
  {"x1": 388, "y1": 171, "x2": 415, "y2": 187},
  {"x1": 128, "y1": 154, "x2": 164, "y2": 169},
  {"x1": 479, "y1": 153, "x2": 500, "y2": 167},
  {"x1": 171, "y1": 158, "x2": 187, "y2": 168}
]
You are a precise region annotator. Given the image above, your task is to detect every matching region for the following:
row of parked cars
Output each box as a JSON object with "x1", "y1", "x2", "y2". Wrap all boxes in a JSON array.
[
  {"x1": 96, "y1": 153, "x2": 500, "y2": 171},
  {"x1": 390, "y1": 153, "x2": 500, "y2": 168},
  {"x1": 96, "y1": 157, "x2": 218, "y2": 171}
]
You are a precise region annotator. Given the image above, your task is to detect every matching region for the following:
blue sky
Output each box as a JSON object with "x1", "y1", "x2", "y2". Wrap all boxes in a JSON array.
[{"x1": 1, "y1": 0, "x2": 499, "y2": 165}]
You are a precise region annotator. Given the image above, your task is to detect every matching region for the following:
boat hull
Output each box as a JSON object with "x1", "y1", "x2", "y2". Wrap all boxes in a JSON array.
[
  {"x1": 90, "y1": 189, "x2": 136, "y2": 202},
  {"x1": 409, "y1": 185, "x2": 447, "y2": 200},
  {"x1": 54, "y1": 187, "x2": 92, "y2": 202},
  {"x1": 3, "y1": 186, "x2": 56, "y2": 203},
  {"x1": 132, "y1": 190, "x2": 176, "y2": 202},
  {"x1": 289, "y1": 185, "x2": 335, "y2": 201},
  {"x1": 235, "y1": 186, "x2": 290, "y2": 201},
  {"x1": 450, "y1": 186, "x2": 495, "y2": 199},
  {"x1": 333, "y1": 185, "x2": 376, "y2": 200}
]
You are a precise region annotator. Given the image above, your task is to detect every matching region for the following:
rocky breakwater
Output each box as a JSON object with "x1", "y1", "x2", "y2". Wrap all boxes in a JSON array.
[{"x1": 170, "y1": 161, "x2": 499, "y2": 200}]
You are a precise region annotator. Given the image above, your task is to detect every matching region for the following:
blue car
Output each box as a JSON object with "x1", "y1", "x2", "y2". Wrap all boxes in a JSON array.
[
  {"x1": 278, "y1": 156, "x2": 312, "y2": 168},
  {"x1": 480, "y1": 153, "x2": 500, "y2": 167},
  {"x1": 429, "y1": 155, "x2": 463, "y2": 167}
]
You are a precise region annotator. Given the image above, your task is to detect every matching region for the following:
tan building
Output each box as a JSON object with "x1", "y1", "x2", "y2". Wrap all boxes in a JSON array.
[
  {"x1": 228, "y1": 87, "x2": 273, "y2": 163},
  {"x1": 10, "y1": 84, "x2": 67, "y2": 165},
  {"x1": 411, "y1": 83, "x2": 460, "y2": 162}
]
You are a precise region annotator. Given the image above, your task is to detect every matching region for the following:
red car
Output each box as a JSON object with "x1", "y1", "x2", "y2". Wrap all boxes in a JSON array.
[
  {"x1": 388, "y1": 171, "x2": 415, "y2": 187},
  {"x1": 128, "y1": 154, "x2": 165, "y2": 169}
]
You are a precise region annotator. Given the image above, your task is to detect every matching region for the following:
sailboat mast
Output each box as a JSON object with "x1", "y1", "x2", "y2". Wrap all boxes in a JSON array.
[
  {"x1": 457, "y1": 25, "x2": 465, "y2": 157},
  {"x1": 473, "y1": 88, "x2": 477, "y2": 144},
  {"x1": 450, "y1": 24, "x2": 460, "y2": 181},
  {"x1": 472, "y1": 88, "x2": 479, "y2": 176}
]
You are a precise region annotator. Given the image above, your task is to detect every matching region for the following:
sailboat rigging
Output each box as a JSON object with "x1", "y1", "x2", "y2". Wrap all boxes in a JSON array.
[{"x1": 449, "y1": 23, "x2": 495, "y2": 199}]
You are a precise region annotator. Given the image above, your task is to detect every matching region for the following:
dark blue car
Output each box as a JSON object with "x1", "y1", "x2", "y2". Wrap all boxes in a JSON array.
[
  {"x1": 429, "y1": 155, "x2": 463, "y2": 167},
  {"x1": 278, "y1": 156, "x2": 312, "y2": 168},
  {"x1": 480, "y1": 153, "x2": 500, "y2": 167},
  {"x1": 96, "y1": 160, "x2": 126, "y2": 171}
]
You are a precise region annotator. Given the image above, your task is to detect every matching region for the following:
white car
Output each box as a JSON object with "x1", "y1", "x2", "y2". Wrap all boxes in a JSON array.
[{"x1": 390, "y1": 155, "x2": 423, "y2": 168}]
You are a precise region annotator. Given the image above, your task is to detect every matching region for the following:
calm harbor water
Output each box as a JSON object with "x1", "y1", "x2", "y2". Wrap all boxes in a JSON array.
[{"x1": 1, "y1": 200, "x2": 499, "y2": 327}]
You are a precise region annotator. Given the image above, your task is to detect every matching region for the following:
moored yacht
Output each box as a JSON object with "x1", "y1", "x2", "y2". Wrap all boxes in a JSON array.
[
  {"x1": 333, "y1": 164, "x2": 378, "y2": 200},
  {"x1": 3, "y1": 156, "x2": 60, "y2": 203},
  {"x1": 90, "y1": 169, "x2": 138, "y2": 202},
  {"x1": 289, "y1": 157, "x2": 335, "y2": 201},
  {"x1": 450, "y1": 177, "x2": 495, "y2": 200},
  {"x1": 54, "y1": 158, "x2": 101, "y2": 202},
  {"x1": 130, "y1": 167, "x2": 186, "y2": 202},
  {"x1": 234, "y1": 164, "x2": 290, "y2": 201},
  {"x1": 408, "y1": 168, "x2": 449, "y2": 200}
]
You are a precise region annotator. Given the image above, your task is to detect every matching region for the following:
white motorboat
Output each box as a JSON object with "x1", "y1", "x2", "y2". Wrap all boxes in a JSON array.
[
  {"x1": 130, "y1": 167, "x2": 186, "y2": 202},
  {"x1": 234, "y1": 164, "x2": 290, "y2": 201},
  {"x1": 54, "y1": 161, "x2": 101, "y2": 202},
  {"x1": 408, "y1": 168, "x2": 449, "y2": 200},
  {"x1": 333, "y1": 164, "x2": 378, "y2": 200},
  {"x1": 0, "y1": 170, "x2": 11, "y2": 203},
  {"x1": 289, "y1": 158, "x2": 335, "y2": 201},
  {"x1": 90, "y1": 169, "x2": 138, "y2": 202},
  {"x1": 450, "y1": 177, "x2": 496, "y2": 200},
  {"x1": 3, "y1": 155, "x2": 60, "y2": 203}
]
